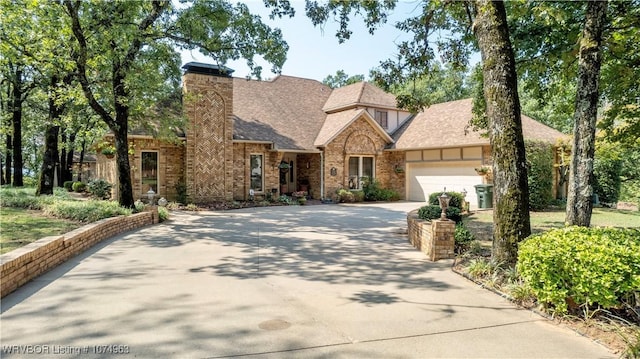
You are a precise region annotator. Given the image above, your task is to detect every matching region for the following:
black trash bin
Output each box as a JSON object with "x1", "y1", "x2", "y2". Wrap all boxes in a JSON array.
[{"x1": 474, "y1": 184, "x2": 494, "y2": 209}]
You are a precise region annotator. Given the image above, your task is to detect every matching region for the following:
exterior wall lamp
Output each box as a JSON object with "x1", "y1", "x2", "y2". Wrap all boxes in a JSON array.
[{"x1": 438, "y1": 188, "x2": 451, "y2": 221}]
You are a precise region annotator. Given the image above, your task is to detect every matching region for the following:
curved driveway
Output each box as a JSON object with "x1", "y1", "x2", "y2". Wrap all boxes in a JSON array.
[{"x1": 1, "y1": 202, "x2": 614, "y2": 358}]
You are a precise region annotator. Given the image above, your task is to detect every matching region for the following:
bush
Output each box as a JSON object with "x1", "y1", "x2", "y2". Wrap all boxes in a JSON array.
[
  {"x1": 336, "y1": 189, "x2": 356, "y2": 203},
  {"x1": 594, "y1": 143, "x2": 623, "y2": 206},
  {"x1": 417, "y1": 205, "x2": 462, "y2": 223},
  {"x1": 63, "y1": 181, "x2": 74, "y2": 192},
  {"x1": 518, "y1": 227, "x2": 640, "y2": 315},
  {"x1": 43, "y1": 200, "x2": 132, "y2": 222},
  {"x1": 526, "y1": 140, "x2": 554, "y2": 211},
  {"x1": 158, "y1": 206, "x2": 169, "y2": 222},
  {"x1": 454, "y1": 223, "x2": 475, "y2": 252},
  {"x1": 72, "y1": 181, "x2": 86, "y2": 193},
  {"x1": 175, "y1": 181, "x2": 188, "y2": 204},
  {"x1": 362, "y1": 178, "x2": 400, "y2": 201},
  {"x1": 428, "y1": 191, "x2": 465, "y2": 210},
  {"x1": 87, "y1": 179, "x2": 112, "y2": 200}
]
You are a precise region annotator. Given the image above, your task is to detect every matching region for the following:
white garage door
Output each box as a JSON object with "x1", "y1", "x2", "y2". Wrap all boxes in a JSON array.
[{"x1": 407, "y1": 161, "x2": 484, "y2": 209}]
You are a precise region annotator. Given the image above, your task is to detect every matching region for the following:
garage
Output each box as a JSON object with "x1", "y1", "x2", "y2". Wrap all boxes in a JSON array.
[{"x1": 407, "y1": 160, "x2": 484, "y2": 209}]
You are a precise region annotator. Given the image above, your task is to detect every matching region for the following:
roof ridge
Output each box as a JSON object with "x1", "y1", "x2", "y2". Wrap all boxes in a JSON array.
[{"x1": 356, "y1": 82, "x2": 366, "y2": 103}]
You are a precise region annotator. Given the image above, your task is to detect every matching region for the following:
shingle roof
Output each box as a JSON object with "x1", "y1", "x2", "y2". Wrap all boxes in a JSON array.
[
  {"x1": 314, "y1": 109, "x2": 393, "y2": 147},
  {"x1": 322, "y1": 82, "x2": 398, "y2": 113},
  {"x1": 232, "y1": 76, "x2": 332, "y2": 151},
  {"x1": 391, "y1": 98, "x2": 566, "y2": 150}
]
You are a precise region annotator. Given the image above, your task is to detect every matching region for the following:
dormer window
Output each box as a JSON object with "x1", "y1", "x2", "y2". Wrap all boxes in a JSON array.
[{"x1": 375, "y1": 110, "x2": 388, "y2": 129}]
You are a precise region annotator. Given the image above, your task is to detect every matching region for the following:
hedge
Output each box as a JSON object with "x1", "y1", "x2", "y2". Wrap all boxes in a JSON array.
[{"x1": 518, "y1": 227, "x2": 640, "y2": 315}]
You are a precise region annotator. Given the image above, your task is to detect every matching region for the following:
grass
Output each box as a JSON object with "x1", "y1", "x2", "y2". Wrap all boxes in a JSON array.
[
  {"x1": 464, "y1": 207, "x2": 640, "y2": 241},
  {"x1": 0, "y1": 186, "x2": 134, "y2": 254},
  {"x1": 0, "y1": 207, "x2": 82, "y2": 254}
]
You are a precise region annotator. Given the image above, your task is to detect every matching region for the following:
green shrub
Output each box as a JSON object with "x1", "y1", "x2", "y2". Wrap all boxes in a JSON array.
[
  {"x1": 526, "y1": 140, "x2": 554, "y2": 211},
  {"x1": 87, "y1": 179, "x2": 112, "y2": 200},
  {"x1": 175, "y1": 181, "x2": 188, "y2": 204},
  {"x1": 63, "y1": 181, "x2": 74, "y2": 192},
  {"x1": 336, "y1": 189, "x2": 355, "y2": 203},
  {"x1": 158, "y1": 207, "x2": 169, "y2": 222},
  {"x1": 353, "y1": 190, "x2": 365, "y2": 202},
  {"x1": 362, "y1": 178, "x2": 400, "y2": 201},
  {"x1": 43, "y1": 200, "x2": 132, "y2": 222},
  {"x1": 428, "y1": 191, "x2": 465, "y2": 210},
  {"x1": 594, "y1": 143, "x2": 623, "y2": 206},
  {"x1": 417, "y1": 205, "x2": 462, "y2": 223},
  {"x1": 518, "y1": 227, "x2": 640, "y2": 315},
  {"x1": 72, "y1": 181, "x2": 86, "y2": 193},
  {"x1": 454, "y1": 223, "x2": 475, "y2": 252}
]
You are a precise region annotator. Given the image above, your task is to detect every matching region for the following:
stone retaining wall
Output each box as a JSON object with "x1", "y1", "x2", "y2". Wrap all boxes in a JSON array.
[
  {"x1": 407, "y1": 209, "x2": 455, "y2": 261},
  {"x1": 0, "y1": 210, "x2": 158, "y2": 298}
]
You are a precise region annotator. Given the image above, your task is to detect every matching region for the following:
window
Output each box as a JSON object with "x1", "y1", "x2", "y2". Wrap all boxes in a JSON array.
[
  {"x1": 250, "y1": 154, "x2": 263, "y2": 192},
  {"x1": 141, "y1": 151, "x2": 158, "y2": 192},
  {"x1": 348, "y1": 156, "x2": 374, "y2": 190},
  {"x1": 375, "y1": 110, "x2": 388, "y2": 129}
]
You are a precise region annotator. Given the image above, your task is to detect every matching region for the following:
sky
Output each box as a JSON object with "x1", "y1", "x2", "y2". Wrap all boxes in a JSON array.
[{"x1": 179, "y1": 1, "x2": 424, "y2": 82}]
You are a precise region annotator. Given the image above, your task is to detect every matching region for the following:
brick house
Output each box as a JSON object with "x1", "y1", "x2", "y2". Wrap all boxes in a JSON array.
[{"x1": 96, "y1": 62, "x2": 565, "y2": 208}]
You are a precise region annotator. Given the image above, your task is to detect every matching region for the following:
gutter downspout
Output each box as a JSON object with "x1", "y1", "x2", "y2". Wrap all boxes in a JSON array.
[{"x1": 320, "y1": 151, "x2": 324, "y2": 200}]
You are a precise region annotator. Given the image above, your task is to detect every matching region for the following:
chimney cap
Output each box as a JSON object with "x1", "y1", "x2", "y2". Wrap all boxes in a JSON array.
[{"x1": 182, "y1": 62, "x2": 235, "y2": 77}]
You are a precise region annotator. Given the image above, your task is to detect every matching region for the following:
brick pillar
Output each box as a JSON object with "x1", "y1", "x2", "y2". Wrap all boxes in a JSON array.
[
  {"x1": 430, "y1": 219, "x2": 455, "y2": 261},
  {"x1": 182, "y1": 66, "x2": 234, "y2": 203}
]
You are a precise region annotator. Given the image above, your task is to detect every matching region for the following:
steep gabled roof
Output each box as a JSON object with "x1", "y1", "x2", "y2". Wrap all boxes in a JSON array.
[
  {"x1": 322, "y1": 82, "x2": 398, "y2": 113},
  {"x1": 314, "y1": 109, "x2": 394, "y2": 147},
  {"x1": 391, "y1": 98, "x2": 567, "y2": 150},
  {"x1": 232, "y1": 75, "x2": 332, "y2": 151}
]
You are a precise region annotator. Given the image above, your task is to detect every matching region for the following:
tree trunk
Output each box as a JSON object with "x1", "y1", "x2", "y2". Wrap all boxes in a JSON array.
[
  {"x1": 113, "y1": 70, "x2": 135, "y2": 208},
  {"x1": 4, "y1": 134, "x2": 11, "y2": 185},
  {"x1": 59, "y1": 132, "x2": 67, "y2": 187},
  {"x1": 77, "y1": 139, "x2": 86, "y2": 182},
  {"x1": 36, "y1": 126, "x2": 60, "y2": 196},
  {"x1": 474, "y1": 0, "x2": 531, "y2": 266},
  {"x1": 11, "y1": 67, "x2": 24, "y2": 187},
  {"x1": 64, "y1": 132, "x2": 76, "y2": 184},
  {"x1": 566, "y1": 0, "x2": 608, "y2": 227}
]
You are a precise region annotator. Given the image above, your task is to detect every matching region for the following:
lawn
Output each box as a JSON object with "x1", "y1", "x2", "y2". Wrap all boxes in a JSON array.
[
  {"x1": 464, "y1": 207, "x2": 640, "y2": 242},
  {"x1": 0, "y1": 207, "x2": 83, "y2": 255}
]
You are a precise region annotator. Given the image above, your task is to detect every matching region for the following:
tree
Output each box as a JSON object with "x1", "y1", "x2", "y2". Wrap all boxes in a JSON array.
[
  {"x1": 566, "y1": 1, "x2": 608, "y2": 226},
  {"x1": 388, "y1": 61, "x2": 471, "y2": 111},
  {"x1": 62, "y1": 0, "x2": 289, "y2": 207},
  {"x1": 322, "y1": 70, "x2": 364, "y2": 88},
  {"x1": 299, "y1": 0, "x2": 530, "y2": 265}
]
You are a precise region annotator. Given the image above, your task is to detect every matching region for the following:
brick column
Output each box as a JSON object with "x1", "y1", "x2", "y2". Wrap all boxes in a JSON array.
[{"x1": 430, "y1": 219, "x2": 455, "y2": 261}]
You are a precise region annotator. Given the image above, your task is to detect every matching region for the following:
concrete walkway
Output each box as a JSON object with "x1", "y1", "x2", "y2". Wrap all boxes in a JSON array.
[{"x1": 1, "y1": 202, "x2": 614, "y2": 358}]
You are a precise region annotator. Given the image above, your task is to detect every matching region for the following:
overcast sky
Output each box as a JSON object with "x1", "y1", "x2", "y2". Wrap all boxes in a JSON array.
[{"x1": 180, "y1": 1, "x2": 422, "y2": 82}]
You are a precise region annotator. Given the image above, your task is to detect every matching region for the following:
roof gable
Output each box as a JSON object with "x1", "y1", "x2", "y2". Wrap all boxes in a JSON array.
[
  {"x1": 314, "y1": 108, "x2": 393, "y2": 147},
  {"x1": 392, "y1": 98, "x2": 567, "y2": 150},
  {"x1": 232, "y1": 75, "x2": 332, "y2": 150},
  {"x1": 322, "y1": 82, "x2": 398, "y2": 113}
]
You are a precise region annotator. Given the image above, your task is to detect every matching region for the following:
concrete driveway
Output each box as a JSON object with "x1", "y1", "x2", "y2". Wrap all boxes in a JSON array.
[{"x1": 1, "y1": 202, "x2": 614, "y2": 358}]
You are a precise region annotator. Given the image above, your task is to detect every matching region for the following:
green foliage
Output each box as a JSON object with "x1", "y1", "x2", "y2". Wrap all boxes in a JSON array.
[
  {"x1": 417, "y1": 205, "x2": 462, "y2": 223},
  {"x1": 594, "y1": 142, "x2": 623, "y2": 205},
  {"x1": 87, "y1": 179, "x2": 112, "y2": 200},
  {"x1": 63, "y1": 181, "x2": 74, "y2": 192},
  {"x1": 43, "y1": 200, "x2": 132, "y2": 223},
  {"x1": 0, "y1": 187, "x2": 47, "y2": 209},
  {"x1": 336, "y1": 189, "x2": 362, "y2": 203},
  {"x1": 518, "y1": 227, "x2": 640, "y2": 315},
  {"x1": 454, "y1": 223, "x2": 475, "y2": 252},
  {"x1": 72, "y1": 181, "x2": 86, "y2": 193},
  {"x1": 157, "y1": 206, "x2": 169, "y2": 222},
  {"x1": 175, "y1": 181, "x2": 188, "y2": 204},
  {"x1": 362, "y1": 178, "x2": 400, "y2": 202},
  {"x1": 525, "y1": 141, "x2": 554, "y2": 210},
  {"x1": 428, "y1": 191, "x2": 465, "y2": 210},
  {"x1": 322, "y1": 70, "x2": 365, "y2": 88}
]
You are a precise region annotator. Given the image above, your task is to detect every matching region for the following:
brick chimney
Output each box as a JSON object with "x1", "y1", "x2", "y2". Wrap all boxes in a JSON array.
[{"x1": 182, "y1": 62, "x2": 234, "y2": 203}]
